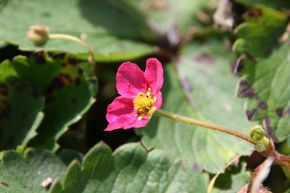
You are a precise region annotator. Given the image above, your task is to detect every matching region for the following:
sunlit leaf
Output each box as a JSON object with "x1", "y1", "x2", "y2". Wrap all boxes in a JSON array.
[
  {"x1": 50, "y1": 142, "x2": 208, "y2": 193},
  {"x1": 140, "y1": 0, "x2": 213, "y2": 35},
  {"x1": 236, "y1": 43, "x2": 290, "y2": 142},
  {"x1": 233, "y1": 4, "x2": 287, "y2": 58},
  {"x1": 0, "y1": 0, "x2": 158, "y2": 62},
  {"x1": 0, "y1": 148, "x2": 66, "y2": 193}
]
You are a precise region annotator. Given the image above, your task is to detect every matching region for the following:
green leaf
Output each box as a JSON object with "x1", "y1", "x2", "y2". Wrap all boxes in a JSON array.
[
  {"x1": 233, "y1": 5, "x2": 287, "y2": 58},
  {"x1": 137, "y1": 40, "x2": 252, "y2": 173},
  {"x1": 236, "y1": 0, "x2": 290, "y2": 9},
  {"x1": 0, "y1": 148, "x2": 66, "y2": 193},
  {"x1": 0, "y1": 0, "x2": 158, "y2": 62},
  {"x1": 236, "y1": 43, "x2": 290, "y2": 142},
  {"x1": 50, "y1": 142, "x2": 208, "y2": 193},
  {"x1": 212, "y1": 162, "x2": 250, "y2": 193},
  {"x1": 59, "y1": 149, "x2": 83, "y2": 166},
  {"x1": 30, "y1": 77, "x2": 96, "y2": 151},
  {"x1": 1, "y1": 52, "x2": 97, "y2": 151},
  {"x1": 0, "y1": 40, "x2": 6, "y2": 49},
  {"x1": 17, "y1": 52, "x2": 98, "y2": 151},
  {"x1": 12, "y1": 53, "x2": 63, "y2": 90},
  {"x1": 141, "y1": 0, "x2": 213, "y2": 35},
  {"x1": 0, "y1": 60, "x2": 44, "y2": 149}
]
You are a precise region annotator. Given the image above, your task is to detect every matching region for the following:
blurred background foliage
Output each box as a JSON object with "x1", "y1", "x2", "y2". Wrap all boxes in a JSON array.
[{"x1": 0, "y1": 0, "x2": 289, "y2": 192}]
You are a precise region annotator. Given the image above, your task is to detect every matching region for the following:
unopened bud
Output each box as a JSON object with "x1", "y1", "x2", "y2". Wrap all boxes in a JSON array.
[
  {"x1": 257, "y1": 137, "x2": 270, "y2": 152},
  {"x1": 249, "y1": 125, "x2": 270, "y2": 152},
  {"x1": 250, "y1": 125, "x2": 265, "y2": 141},
  {"x1": 255, "y1": 143, "x2": 267, "y2": 152},
  {"x1": 27, "y1": 25, "x2": 49, "y2": 46}
]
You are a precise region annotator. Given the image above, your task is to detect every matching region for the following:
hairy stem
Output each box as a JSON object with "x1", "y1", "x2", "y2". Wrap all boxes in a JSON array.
[
  {"x1": 49, "y1": 34, "x2": 96, "y2": 74},
  {"x1": 154, "y1": 109, "x2": 256, "y2": 145}
]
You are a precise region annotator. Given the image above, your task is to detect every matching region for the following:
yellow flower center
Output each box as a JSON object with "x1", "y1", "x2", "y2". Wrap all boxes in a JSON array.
[{"x1": 133, "y1": 88, "x2": 156, "y2": 119}]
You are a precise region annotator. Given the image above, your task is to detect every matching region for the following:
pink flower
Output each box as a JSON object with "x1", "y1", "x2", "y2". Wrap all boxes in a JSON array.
[{"x1": 105, "y1": 58, "x2": 163, "y2": 131}]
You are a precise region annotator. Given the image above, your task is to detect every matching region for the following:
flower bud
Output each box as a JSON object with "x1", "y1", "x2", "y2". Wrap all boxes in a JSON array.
[
  {"x1": 250, "y1": 125, "x2": 265, "y2": 141},
  {"x1": 27, "y1": 25, "x2": 49, "y2": 46},
  {"x1": 257, "y1": 137, "x2": 270, "y2": 152},
  {"x1": 249, "y1": 125, "x2": 270, "y2": 152},
  {"x1": 255, "y1": 143, "x2": 267, "y2": 152}
]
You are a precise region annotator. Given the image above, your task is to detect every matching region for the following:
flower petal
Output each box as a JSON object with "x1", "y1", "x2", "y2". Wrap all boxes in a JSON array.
[
  {"x1": 105, "y1": 96, "x2": 138, "y2": 131},
  {"x1": 106, "y1": 96, "x2": 134, "y2": 122},
  {"x1": 117, "y1": 62, "x2": 147, "y2": 98},
  {"x1": 105, "y1": 116, "x2": 136, "y2": 131},
  {"x1": 126, "y1": 117, "x2": 149, "y2": 129},
  {"x1": 154, "y1": 91, "x2": 162, "y2": 109},
  {"x1": 145, "y1": 58, "x2": 164, "y2": 95}
]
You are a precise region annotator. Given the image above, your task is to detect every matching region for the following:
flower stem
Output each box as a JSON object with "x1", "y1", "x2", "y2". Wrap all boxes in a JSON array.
[
  {"x1": 48, "y1": 34, "x2": 96, "y2": 74},
  {"x1": 154, "y1": 109, "x2": 256, "y2": 145}
]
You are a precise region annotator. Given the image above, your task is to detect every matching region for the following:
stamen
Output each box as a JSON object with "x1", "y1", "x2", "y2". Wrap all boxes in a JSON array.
[
  {"x1": 133, "y1": 88, "x2": 155, "y2": 119},
  {"x1": 146, "y1": 88, "x2": 152, "y2": 97}
]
